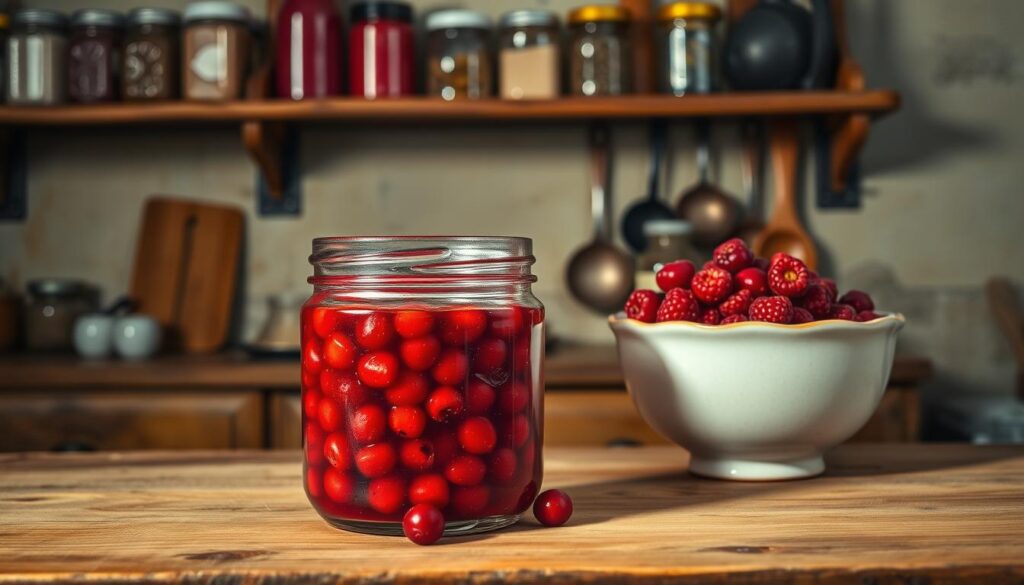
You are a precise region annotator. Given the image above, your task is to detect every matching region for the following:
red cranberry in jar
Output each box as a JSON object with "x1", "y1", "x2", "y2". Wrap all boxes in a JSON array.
[{"x1": 301, "y1": 237, "x2": 543, "y2": 536}]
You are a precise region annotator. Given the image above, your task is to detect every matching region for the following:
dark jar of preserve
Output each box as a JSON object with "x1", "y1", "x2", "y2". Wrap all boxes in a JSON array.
[
  {"x1": 301, "y1": 237, "x2": 545, "y2": 536},
  {"x1": 122, "y1": 8, "x2": 180, "y2": 101},
  {"x1": 68, "y1": 9, "x2": 124, "y2": 103}
]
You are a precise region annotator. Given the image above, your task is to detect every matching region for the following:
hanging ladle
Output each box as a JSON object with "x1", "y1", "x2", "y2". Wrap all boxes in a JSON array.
[
  {"x1": 566, "y1": 123, "x2": 635, "y2": 314},
  {"x1": 675, "y1": 122, "x2": 742, "y2": 248},
  {"x1": 621, "y1": 119, "x2": 675, "y2": 253}
]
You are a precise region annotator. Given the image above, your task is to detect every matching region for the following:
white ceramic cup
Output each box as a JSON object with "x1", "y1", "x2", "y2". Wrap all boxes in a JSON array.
[
  {"x1": 73, "y1": 314, "x2": 114, "y2": 359},
  {"x1": 112, "y1": 314, "x2": 162, "y2": 360}
]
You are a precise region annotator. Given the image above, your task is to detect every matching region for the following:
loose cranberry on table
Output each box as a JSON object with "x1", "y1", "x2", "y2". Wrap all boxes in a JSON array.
[
  {"x1": 402, "y1": 504, "x2": 445, "y2": 546},
  {"x1": 533, "y1": 489, "x2": 573, "y2": 527}
]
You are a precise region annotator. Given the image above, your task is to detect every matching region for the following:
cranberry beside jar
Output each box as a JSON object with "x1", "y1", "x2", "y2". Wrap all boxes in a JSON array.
[{"x1": 301, "y1": 237, "x2": 544, "y2": 536}]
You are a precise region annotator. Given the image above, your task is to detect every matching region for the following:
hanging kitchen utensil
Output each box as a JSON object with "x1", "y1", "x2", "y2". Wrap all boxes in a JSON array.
[
  {"x1": 736, "y1": 121, "x2": 766, "y2": 246},
  {"x1": 130, "y1": 196, "x2": 244, "y2": 353},
  {"x1": 986, "y1": 277, "x2": 1024, "y2": 399},
  {"x1": 675, "y1": 122, "x2": 741, "y2": 248},
  {"x1": 752, "y1": 120, "x2": 818, "y2": 269},
  {"x1": 566, "y1": 124, "x2": 634, "y2": 314},
  {"x1": 723, "y1": 0, "x2": 836, "y2": 91},
  {"x1": 621, "y1": 119, "x2": 675, "y2": 253}
]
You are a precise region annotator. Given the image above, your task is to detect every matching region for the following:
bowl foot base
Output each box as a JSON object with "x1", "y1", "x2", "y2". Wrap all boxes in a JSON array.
[{"x1": 689, "y1": 454, "x2": 824, "y2": 481}]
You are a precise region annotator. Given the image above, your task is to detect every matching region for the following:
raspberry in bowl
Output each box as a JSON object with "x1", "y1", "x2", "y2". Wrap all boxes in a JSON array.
[
  {"x1": 302, "y1": 237, "x2": 544, "y2": 535},
  {"x1": 609, "y1": 240, "x2": 904, "y2": 480}
]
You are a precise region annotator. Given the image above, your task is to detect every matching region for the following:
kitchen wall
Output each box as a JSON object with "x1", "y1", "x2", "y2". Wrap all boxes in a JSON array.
[{"x1": 2, "y1": 0, "x2": 1023, "y2": 399}]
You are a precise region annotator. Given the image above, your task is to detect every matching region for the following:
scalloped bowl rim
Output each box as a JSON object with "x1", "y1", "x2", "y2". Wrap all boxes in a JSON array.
[{"x1": 608, "y1": 311, "x2": 905, "y2": 333}]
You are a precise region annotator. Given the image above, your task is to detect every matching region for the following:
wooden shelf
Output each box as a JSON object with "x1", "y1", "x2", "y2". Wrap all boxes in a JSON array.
[
  {"x1": 0, "y1": 347, "x2": 931, "y2": 390},
  {"x1": 0, "y1": 92, "x2": 900, "y2": 126}
]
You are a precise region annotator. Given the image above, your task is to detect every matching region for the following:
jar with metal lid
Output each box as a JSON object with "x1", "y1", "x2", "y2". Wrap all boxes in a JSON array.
[
  {"x1": 426, "y1": 10, "x2": 492, "y2": 101},
  {"x1": 635, "y1": 220, "x2": 701, "y2": 291},
  {"x1": 0, "y1": 13, "x2": 8, "y2": 101},
  {"x1": 348, "y1": 2, "x2": 414, "y2": 99},
  {"x1": 68, "y1": 9, "x2": 124, "y2": 103},
  {"x1": 301, "y1": 237, "x2": 545, "y2": 535},
  {"x1": 656, "y1": 2, "x2": 720, "y2": 96},
  {"x1": 123, "y1": 8, "x2": 180, "y2": 101},
  {"x1": 567, "y1": 4, "x2": 631, "y2": 97},
  {"x1": 182, "y1": 1, "x2": 251, "y2": 101},
  {"x1": 7, "y1": 9, "x2": 67, "y2": 105},
  {"x1": 498, "y1": 10, "x2": 560, "y2": 100},
  {"x1": 24, "y1": 279, "x2": 100, "y2": 353}
]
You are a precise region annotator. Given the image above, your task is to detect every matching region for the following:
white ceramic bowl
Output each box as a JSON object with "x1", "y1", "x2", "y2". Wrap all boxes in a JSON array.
[{"x1": 608, "y1": 312, "x2": 905, "y2": 480}]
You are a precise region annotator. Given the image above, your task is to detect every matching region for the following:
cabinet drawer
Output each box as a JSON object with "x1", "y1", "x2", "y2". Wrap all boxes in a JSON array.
[
  {"x1": 270, "y1": 392, "x2": 302, "y2": 449},
  {"x1": 0, "y1": 391, "x2": 263, "y2": 451}
]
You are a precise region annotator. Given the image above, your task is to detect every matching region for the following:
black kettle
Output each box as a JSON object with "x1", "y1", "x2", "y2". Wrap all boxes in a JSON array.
[{"x1": 723, "y1": 0, "x2": 836, "y2": 91}]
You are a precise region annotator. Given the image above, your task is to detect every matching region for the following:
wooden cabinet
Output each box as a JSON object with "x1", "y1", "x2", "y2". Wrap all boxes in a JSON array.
[
  {"x1": 270, "y1": 393, "x2": 302, "y2": 449},
  {"x1": 0, "y1": 391, "x2": 263, "y2": 452}
]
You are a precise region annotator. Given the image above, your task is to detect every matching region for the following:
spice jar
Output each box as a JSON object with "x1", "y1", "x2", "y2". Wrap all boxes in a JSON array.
[
  {"x1": 123, "y1": 8, "x2": 180, "y2": 101},
  {"x1": 68, "y1": 9, "x2": 124, "y2": 103},
  {"x1": 567, "y1": 5, "x2": 631, "y2": 97},
  {"x1": 498, "y1": 10, "x2": 561, "y2": 100},
  {"x1": 183, "y1": 1, "x2": 251, "y2": 101},
  {"x1": 348, "y1": 2, "x2": 413, "y2": 99},
  {"x1": 425, "y1": 10, "x2": 492, "y2": 101},
  {"x1": 657, "y1": 2, "x2": 720, "y2": 96},
  {"x1": 24, "y1": 279, "x2": 100, "y2": 353},
  {"x1": 276, "y1": 0, "x2": 341, "y2": 100},
  {"x1": 301, "y1": 237, "x2": 544, "y2": 535},
  {"x1": 6, "y1": 9, "x2": 67, "y2": 105}
]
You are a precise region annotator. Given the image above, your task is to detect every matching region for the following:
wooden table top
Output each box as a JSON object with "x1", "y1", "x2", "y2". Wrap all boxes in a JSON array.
[
  {"x1": 1, "y1": 445, "x2": 1021, "y2": 584},
  {"x1": 0, "y1": 346, "x2": 933, "y2": 390}
]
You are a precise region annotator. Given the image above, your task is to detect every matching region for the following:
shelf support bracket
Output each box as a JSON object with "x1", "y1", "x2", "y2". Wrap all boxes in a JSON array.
[{"x1": 0, "y1": 128, "x2": 27, "y2": 221}]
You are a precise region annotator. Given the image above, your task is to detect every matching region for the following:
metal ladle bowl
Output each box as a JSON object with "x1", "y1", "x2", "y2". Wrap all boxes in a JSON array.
[{"x1": 566, "y1": 124, "x2": 635, "y2": 314}]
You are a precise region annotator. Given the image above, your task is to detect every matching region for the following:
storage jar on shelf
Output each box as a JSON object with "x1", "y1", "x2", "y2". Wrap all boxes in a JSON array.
[
  {"x1": 656, "y1": 2, "x2": 720, "y2": 96},
  {"x1": 348, "y1": 1, "x2": 414, "y2": 99},
  {"x1": 7, "y1": 9, "x2": 68, "y2": 105},
  {"x1": 123, "y1": 8, "x2": 181, "y2": 101},
  {"x1": 425, "y1": 9, "x2": 492, "y2": 101},
  {"x1": 276, "y1": 0, "x2": 341, "y2": 100},
  {"x1": 567, "y1": 4, "x2": 631, "y2": 97},
  {"x1": 182, "y1": 1, "x2": 251, "y2": 101},
  {"x1": 498, "y1": 10, "x2": 561, "y2": 100},
  {"x1": 68, "y1": 9, "x2": 124, "y2": 103}
]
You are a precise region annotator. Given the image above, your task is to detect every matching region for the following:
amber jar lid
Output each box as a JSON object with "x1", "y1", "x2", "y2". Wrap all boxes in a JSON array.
[
  {"x1": 657, "y1": 2, "x2": 721, "y2": 22},
  {"x1": 568, "y1": 5, "x2": 631, "y2": 25}
]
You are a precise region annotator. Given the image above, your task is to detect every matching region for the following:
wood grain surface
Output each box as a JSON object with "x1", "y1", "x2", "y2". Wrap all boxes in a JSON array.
[
  {"x1": 1, "y1": 445, "x2": 1022, "y2": 584},
  {"x1": 0, "y1": 93, "x2": 899, "y2": 126}
]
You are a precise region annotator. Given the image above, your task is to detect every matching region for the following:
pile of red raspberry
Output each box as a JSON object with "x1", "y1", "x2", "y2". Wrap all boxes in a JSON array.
[{"x1": 624, "y1": 238, "x2": 880, "y2": 325}]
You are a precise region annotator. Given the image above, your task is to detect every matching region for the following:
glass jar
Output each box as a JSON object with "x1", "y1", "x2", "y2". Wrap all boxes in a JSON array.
[
  {"x1": 348, "y1": 2, "x2": 413, "y2": 99},
  {"x1": 276, "y1": 0, "x2": 341, "y2": 100},
  {"x1": 656, "y1": 2, "x2": 720, "y2": 96},
  {"x1": 24, "y1": 279, "x2": 99, "y2": 352},
  {"x1": 182, "y1": 1, "x2": 251, "y2": 101},
  {"x1": 635, "y1": 220, "x2": 701, "y2": 291},
  {"x1": 498, "y1": 10, "x2": 560, "y2": 100},
  {"x1": 123, "y1": 8, "x2": 180, "y2": 101},
  {"x1": 68, "y1": 9, "x2": 124, "y2": 103},
  {"x1": 6, "y1": 9, "x2": 68, "y2": 105},
  {"x1": 567, "y1": 5, "x2": 631, "y2": 97},
  {"x1": 301, "y1": 237, "x2": 544, "y2": 536},
  {"x1": 0, "y1": 13, "x2": 8, "y2": 101},
  {"x1": 425, "y1": 10, "x2": 492, "y2": 101}
]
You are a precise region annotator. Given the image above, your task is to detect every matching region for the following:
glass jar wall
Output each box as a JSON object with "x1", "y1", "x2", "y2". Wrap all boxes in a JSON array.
[{"x1": 301, "y1": 237, "x2": 544, "y2": 536}]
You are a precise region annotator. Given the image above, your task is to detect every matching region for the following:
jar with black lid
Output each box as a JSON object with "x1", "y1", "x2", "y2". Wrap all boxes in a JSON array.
[
  {"x1": 68, "y1": 9, "x2": 124, "y2": 103},
  {"x1": 567, "y1": 4, "x2": 631, "y2": 97},
  {"x1": 123, "y1": 8, "x2": 180, "y2": 101},
  {"x1": 7, "y1": 9, "x2": 68, "y2": 105}
]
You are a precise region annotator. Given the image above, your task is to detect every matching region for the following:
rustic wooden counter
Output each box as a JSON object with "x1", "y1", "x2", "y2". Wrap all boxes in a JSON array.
[{"x1": 1, "y1": 445, "x2": 1022, "y2": 584}]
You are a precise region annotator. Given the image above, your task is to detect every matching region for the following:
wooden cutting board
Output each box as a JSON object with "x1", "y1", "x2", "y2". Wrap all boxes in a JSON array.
[{"x1": 130, "y1": 197, "x2": 243, "y2": 353}]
